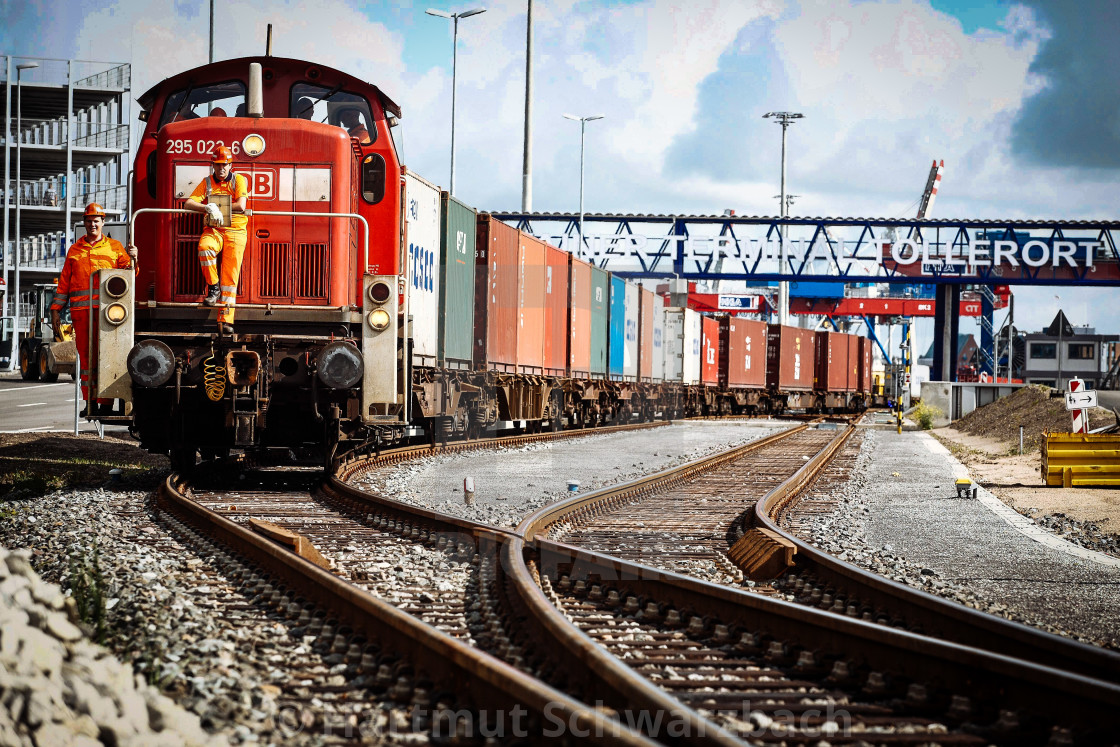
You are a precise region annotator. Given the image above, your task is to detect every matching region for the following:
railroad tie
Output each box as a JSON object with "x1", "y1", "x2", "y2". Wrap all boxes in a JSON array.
[{"x1": 727, "y1": 527, "x2": 797, "y2": 580}]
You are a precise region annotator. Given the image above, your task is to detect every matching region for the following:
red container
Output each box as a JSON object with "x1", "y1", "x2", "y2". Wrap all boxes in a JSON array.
[
  {"x1": 543, "y1": 243, "x2": 570, "y2": 376},
  {"x1": 517, "y1": 233, "x2": 546, "y2": 373},
  {"x1": 814, "y1": 331, "x2": 856, "y2": 392},
  {"x1": 725, "y1": 317, "x2": 767, "y2": 388},
  {"x1": 568, "y1": 255, "x2": 592, "y2": 376},
  {"x1": 858, "y1": 336, "x2": 872, "y2": 393},
  {"x1": 767, "y1": 325, "x2": 815, "y2": 391},
  {"x1": 474, "y1": 215, "x2": 519, "y2": 371},
  {"x1": 638, "y1": 287, "x2": 655, "y2": 381},
  {"x1": 701, "y1": 316, "x2": 720, "y2": 385}
]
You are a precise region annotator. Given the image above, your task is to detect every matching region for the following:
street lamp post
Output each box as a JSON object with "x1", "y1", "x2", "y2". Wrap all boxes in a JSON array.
[
  {"x1": 763, "y1": 111, "x2": 803, "y2": 326},
  {"x1": 427, "y1": 7, "x2": 486, "y2": 196},
  {"x1": 9, "y1": 61, "x2": 39, "y2": 372},
  {"x1": 562, "y1": 113, "x2": 603, "y2": 258}
]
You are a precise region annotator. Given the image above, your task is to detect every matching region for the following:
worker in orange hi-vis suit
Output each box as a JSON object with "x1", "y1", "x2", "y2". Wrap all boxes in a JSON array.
[
  {"x1": 50, "y1": 202, "x2": 137, "y2": 415},
  {"x1": 183, "y1": 146, "x2": 251, "y2": 335}
]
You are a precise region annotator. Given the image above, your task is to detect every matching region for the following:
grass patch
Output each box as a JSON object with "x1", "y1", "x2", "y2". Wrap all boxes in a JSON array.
[
  {"x1": 0, "y1": 433, "x2": 167, "y2": 500},
  {"x1": 68, "y1": 541, "x2": 108, "y2": 644},
  {"x1": 912, "y1": 401, "x2": 943, "y2": 430}
]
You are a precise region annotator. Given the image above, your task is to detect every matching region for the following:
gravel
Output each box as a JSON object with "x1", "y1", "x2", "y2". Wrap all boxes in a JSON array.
[
  {"x1": 0, "y1": 489, "x2": 425, "y2": 745},
  {"x1": 352, "y1": 420, "x2": 793, "y2": 527},
  {"x1": 0, "y1": 542, "x2": 225, "y2": 747},
  {"x1": 792, "y1": 428, "x2": 1120, "y2": 650}
]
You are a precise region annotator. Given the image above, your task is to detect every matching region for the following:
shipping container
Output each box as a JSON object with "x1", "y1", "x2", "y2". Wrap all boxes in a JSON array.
[
  {"x1": 701, "y1": 315, "x2": 720, "y2": 385},
  {"x1": 725, "y1": 317, "x2": 768, "y2": 388},
  {"x1": 623, "y1": 280, "x2": 639, "y2": 381},
  {"x1": 664, "y1": 307, "x2": 701, "y2": 385},
  {"x1": 638, "y1": 287, "x2": 655, "y2": 381},
  {"x1": 438, "y1": 192, "x2": 476, "y2": 367},
  {"x1": 767, "y1": 324, "x2": 815, "y2": 391},
  {"x1": 608, "y1": 275, "x2": 626, "y2": 379},
  {"x1": 474, "y1": 215, "x2": 519, "y2": 371},
  {"x1": 517, "y1": 233, "x2": 546, "y2": 374},
  {"x1": 543, "y1": 243, "x2": 570, "y2": 376},
  {"x1": 651, "y1": 304, "x2": 666, "y2": 382},
  {"x1": 589, "y1": 265, "x2": 609, "y2": 378},
  {"x1": 568, "y1": 255, "x2": 592, "y2": 376},
  {"x1": 404, "y1": 172, "x2": 441, "y2": 365},
  {"x1": 847, "y1": 334, "x2": 861, "y2": 391},
  {"x1": 858, "y1": 335, "x2": 873, "y2": 393},
  {"x1": 814, "y1": 331, "x2": 855, "y2": 392}
]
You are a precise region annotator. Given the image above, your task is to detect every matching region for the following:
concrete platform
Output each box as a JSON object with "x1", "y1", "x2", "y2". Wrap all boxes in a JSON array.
[{"x1": 857, "y1": 428, "x2": 1120, "y2": 648}]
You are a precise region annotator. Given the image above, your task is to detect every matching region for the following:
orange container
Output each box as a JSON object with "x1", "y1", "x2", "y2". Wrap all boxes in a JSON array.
[
  {"x1": 543, "y1": 243, "x2": 570, "y2": 376},
  {"x1": 701, "y1": 315, "x2": 720, "y2": 385},
  {"x1": 474, "y1": 215, "x2": 519, "y2": 371},
  {"x1": 517, "y1": 232, "x2": 546, "y2": 373}
]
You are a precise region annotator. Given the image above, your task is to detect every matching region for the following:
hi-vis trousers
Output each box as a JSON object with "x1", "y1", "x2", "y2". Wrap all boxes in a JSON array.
[{"x1": 198, "y1": 226, "x2": 247, "y2": 324}]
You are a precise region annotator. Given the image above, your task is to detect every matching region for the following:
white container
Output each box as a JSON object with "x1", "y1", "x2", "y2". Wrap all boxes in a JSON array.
[
  {"x1": 404, "y1": 172, "x2": 442, "y2": 365},
  {"x1": 651, "y1": 304, "x2": 666, "y2": 382},
  {"x1": 663, "y1": 307, "x2": 701, "y2": 385},
  {"x1": 623, "y1": 280, "x2": 639, "y2": 381}
]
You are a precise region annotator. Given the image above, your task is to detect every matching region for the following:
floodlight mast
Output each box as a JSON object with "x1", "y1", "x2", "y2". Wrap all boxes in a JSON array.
[
  {"x1": 426, "y1": 8, "x2": 487, "y2": 195},
  {"x1": 762, "y1": 111, "x2": 803, "y2": 326}
]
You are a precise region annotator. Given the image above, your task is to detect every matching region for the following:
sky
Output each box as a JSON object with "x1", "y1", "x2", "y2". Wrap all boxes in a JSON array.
[{"x1": 4, "y1": 0, "x2": 1119, "y2": 361}]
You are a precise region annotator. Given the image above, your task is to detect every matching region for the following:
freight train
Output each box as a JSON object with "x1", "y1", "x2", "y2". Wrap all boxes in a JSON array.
[{"x1": 84, "y1": 56, "x2": 870, "y2": 470}]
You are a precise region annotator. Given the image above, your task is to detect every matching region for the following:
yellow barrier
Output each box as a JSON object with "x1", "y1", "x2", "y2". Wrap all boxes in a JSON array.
[{"x1": 1041, "y1": 432, "x2": 1120, "y2": 487}]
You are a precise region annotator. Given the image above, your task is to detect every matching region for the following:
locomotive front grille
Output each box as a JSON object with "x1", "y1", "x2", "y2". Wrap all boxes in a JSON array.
[
  {"x1": 258, "y1": 242, "x2": 291, "y2": 298},
  {"x1": 296, "y1": 242, "x2": 328, "y2": 299},
  {"x1": 175, "y1": 240, "x2": 206, "y2": 296}
]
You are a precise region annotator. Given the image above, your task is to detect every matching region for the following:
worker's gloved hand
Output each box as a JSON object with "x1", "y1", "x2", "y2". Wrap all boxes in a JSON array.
[
  {"x1": 51, "y1": 313, "x2": 63, "y2": 341},
  {"x1": 205, "y1": 203, "x2": 223, "y2": 226}
]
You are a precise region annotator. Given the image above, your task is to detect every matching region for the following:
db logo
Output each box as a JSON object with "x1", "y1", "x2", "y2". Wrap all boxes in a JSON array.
[{"x1": 249, "y1": 169, "x2": 276, "y2": 200}]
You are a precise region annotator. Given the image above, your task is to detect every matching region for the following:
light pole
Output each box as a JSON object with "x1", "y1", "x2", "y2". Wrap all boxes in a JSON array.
[
  {"x1": 763, "y1": 111, "x2": 802, "y2": 326},
  {"x1": 427, "y1": 7, "x2": 486, "y2": 196},
  {"x1": 562, "y1": 113, "x2": 603, "y2": 258},
  {"x1": 9, "y1": 61, "x2": 39, "y2": 372}
]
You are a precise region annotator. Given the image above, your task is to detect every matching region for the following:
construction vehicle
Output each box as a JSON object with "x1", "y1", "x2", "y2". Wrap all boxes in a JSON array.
[{"x1": 18, "y1": 283, "x2": 76, "y2": 382}]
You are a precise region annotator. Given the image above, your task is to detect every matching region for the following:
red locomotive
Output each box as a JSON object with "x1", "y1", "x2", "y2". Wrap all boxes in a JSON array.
[{"x1": 84, "y1": 56, "x2": 870, "y2": 470}]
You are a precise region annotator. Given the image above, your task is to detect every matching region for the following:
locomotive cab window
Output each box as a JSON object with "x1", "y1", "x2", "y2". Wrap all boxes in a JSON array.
[
  {"x1": 362, "y1": 154, "x2": 386, "y2": 204},
  {"x1": 159, "y1": 81, "x2": 247, "y2": 128},
  {"x1": 290, "y1": 84, "x2": 375, "y2": 145}
]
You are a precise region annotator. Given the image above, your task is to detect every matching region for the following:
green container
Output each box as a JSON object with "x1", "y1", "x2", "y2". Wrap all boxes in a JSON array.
[
  {"x1": 589, "y1": 265, "x2": 609, "y2": 378},
  {"x1": 439, "y1": 193, "x2": 477, "y2": 366}
]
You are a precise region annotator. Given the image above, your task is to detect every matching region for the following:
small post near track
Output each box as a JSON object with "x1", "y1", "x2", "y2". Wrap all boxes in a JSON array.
[{"x1": 1066, "y1": 377, "x2": 1095, "y2": 434}]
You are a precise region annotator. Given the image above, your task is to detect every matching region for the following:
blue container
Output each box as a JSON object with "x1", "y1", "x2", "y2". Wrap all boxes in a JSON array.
[
  {"x1": 608, "y1": 274, "x2": 626, "y2": 379},
  {"x1": 789, "y1": 281, "x2": 845, "y2": 299}
]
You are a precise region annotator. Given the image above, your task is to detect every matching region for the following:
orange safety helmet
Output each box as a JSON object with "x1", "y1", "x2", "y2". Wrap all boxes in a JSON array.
[
  {"x1": 83, "y1": 203, "x2": 106, "y2": 218},
  {"x1": 211, "y1": 146, "x2": 234, "y2": 164}
]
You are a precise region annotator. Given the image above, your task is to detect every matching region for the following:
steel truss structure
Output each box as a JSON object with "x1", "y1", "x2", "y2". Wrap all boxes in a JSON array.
[{"x1": 492, "y1": 212, "x2": 1120, "y2": 287}]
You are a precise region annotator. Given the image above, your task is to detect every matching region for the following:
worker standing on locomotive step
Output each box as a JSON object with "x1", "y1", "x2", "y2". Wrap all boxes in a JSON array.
[
  {"x1": 184, "y1": 146, "x2": 251, "y2": 334},
  {"x1": 50, "y1": 202, "x2": 137, "y2": 415}
]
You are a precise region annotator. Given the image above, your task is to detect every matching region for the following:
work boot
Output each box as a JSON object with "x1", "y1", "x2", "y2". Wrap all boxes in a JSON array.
[
  {"x1": 202, "y1": 284, "x2": 221, "y2": 306},
  {"x1": 219, "y1": 323, "x2": 235, "y2": 336}
]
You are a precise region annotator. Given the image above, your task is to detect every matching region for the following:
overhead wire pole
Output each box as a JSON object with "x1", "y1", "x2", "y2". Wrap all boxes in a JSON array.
[
  {"x1": 562, "y1": 114, "x2": 603, "y2": 258},
  {"x1": 209, "y1": 0, "x2": 215, "y2": 63},
  {"x1": 521, "y1": 0, "x2": 533, "y2": 211},
  {"x1": 427, "y1": 7, "x2": 487, "y2": 196},
  {"x1": 763, "y1": 111, "x2": 803, "y2": 326}
]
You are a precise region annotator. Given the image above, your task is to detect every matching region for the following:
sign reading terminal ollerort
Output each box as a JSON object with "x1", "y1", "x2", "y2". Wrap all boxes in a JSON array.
[{"x1": 566, "y1": 235, "x2": 1104, "y2": 272}]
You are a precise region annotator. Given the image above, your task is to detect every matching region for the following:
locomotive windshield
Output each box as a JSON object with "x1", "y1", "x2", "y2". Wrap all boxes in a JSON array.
[
  {"x1": 290, "y1": 84, "x2": 374, "y2": 145},
  {"x1": 159, "y1": 80, "x2": 248, "y2": 127}
]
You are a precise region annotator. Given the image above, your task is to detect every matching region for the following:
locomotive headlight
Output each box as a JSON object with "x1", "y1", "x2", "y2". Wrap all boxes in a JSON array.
[
  {"x1": 367, "y1": 308, "x2": 391, "y2": 331},
  {"x1": 127, "y1": 340, "x2": 175, "y2": 387},
  {"x1": 242, "y1": 133, "x2": 266, "y2": 157},
  {"x1": 316, "y1": 341, "x2": 364, "y2": 389},
  {"x1": 104, "y1": 303, "x2": 128, "y2": 326}
]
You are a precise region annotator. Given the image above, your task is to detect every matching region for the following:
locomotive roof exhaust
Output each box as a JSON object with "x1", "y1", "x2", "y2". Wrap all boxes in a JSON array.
[{"x1": 248, "y1": 63, "x2": 264, "y2": 118}]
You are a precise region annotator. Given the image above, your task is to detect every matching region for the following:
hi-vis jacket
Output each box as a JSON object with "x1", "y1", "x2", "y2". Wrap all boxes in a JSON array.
[
  {"x1": 50, "y1": 235, "x2": 133, "y2": 312},
  {"x1": 189, "y1": 172, "x2": 250, "y2": 232}
]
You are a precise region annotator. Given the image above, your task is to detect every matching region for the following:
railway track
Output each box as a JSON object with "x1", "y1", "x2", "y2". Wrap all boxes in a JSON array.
[{"x1": 154, "y1": 418, "x2": 1120, "y2": 744}]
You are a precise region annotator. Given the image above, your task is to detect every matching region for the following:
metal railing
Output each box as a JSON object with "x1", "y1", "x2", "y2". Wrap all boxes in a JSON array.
[
  {"x1": 1, "y1": 57, "x2": 130, "y2": 89},
  {"x1": 72, "y1": 123, "x2": 129, "y2": 150}
]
